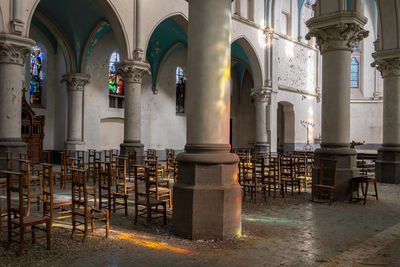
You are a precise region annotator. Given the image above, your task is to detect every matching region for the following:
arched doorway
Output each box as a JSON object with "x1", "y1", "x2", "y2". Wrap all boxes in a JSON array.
[{"x1": 277, "y1": 101, "x2": 295, "y2": 152}]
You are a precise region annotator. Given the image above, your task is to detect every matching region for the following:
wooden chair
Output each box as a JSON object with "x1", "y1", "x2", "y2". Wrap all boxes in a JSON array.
[
  {"x1": 4, "y1": 170, "x2": 50, "y2": 255},
  {"x1": 280, "y1": 154, "x2": 301, "y2": 195},
  {"x1": 54, "y1": 152, "x2": 71, "y2": 189},
  {"x1": 146, "y1": 160, "x2": 172, "y2": 208},
  {"x1": 42, "y1": 164, "x2": 72, "y2": 226},
  {"x1": 0, "y1": 152, "x2": 13, "y2": 194},
  {"x1": 166, "y1": 149, "x2": 176, "y2": 179},
  {"x1": 71, "y1": 169, "x2": 109, "y2": 242},
  {"x1": 134, "y1": 167, "x2": 167, "y2": 225},
  {"x1": 312, "y1": 158, "x2": 337, "y2": 205},
  {"x1": 113, "y1": 157, "x2": 135, "y2": 216},
  {"x1": 295, "y1": 153, "x2": 313, "y2": 192},
  {"x1": 18, "y1": 159, "x2": 42, "y2": 216},
  {"x1": 98, "y1": 162, "x2": 114, "y2": 213},
  {"x1": 243, "y1": 158, "x2": 267, "y2": 202},
  {"x1": 265, "y1": 156, "x2": 283, "y2": 198},
  {"x1": 146, "y1": 149, "x2": 157, "y2": 161}
]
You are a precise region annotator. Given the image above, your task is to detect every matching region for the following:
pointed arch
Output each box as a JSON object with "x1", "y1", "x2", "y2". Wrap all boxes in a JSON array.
[{"x1": 231, "y1": 36, "x2": 264, "y2": 89}]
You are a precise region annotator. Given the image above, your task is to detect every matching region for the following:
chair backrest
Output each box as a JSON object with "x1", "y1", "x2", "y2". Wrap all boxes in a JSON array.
[
  {"x1": 116, "y1": 157, "x2": 127, "y2": 193},
  {"x1": 4, "y1": 171, "x2": 26, "y2": 222},
  {"x1": 71, "y1": 169, "x2": 89, "y2": 210},
  {"x1": 147, "y1": 149, "x2": 157, "y2": 161},
  {"x1": 319, "y1": 158, "x2": 337, "y2": 186},
  {"x1": 42, "y1": 164, "x2": 53, "y2": 209}
]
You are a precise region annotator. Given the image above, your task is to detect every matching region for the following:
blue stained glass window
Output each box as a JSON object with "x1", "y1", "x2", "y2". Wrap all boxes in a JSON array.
[
  {"x1": 350, "y1": 57, "x2": 360, "y2": 88},
  {"x1": 109, "y1": 51, "x2": 124, "y2": 95},
  {"x1": 30, "y1": 46, "x2": 44, "y2": 105},
  {"x1": 176, "y1": 67, "x2": 186, "y2": 113}
]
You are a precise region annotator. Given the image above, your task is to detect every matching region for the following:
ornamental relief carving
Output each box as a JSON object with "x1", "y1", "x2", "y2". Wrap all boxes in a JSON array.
[
  {"x1": 306, "y1": 23, "x2": 368, "y2": 54},
  {"x1": 372, "y1": 58, "x2": 400, "y2": 78},
  {"x1": 251, "y1": 87, "x2": 272, "y2": 103},
  {"x1": 0, "y1": 42, "x2": 32, "y2": 65},
  {"x1": 63, "y1": 77, "x2": 90, "y2": 91},
  {"x1": 116, "y1": 61, "x2": 151, "y2": 84}
]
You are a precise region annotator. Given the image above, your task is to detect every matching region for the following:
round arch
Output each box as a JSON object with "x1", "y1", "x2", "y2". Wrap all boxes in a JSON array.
[{"x1": 231, "y1": 36, "x2": 264, "y2": 89}]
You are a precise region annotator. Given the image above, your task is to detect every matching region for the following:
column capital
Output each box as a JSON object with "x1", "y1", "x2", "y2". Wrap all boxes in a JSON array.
[
  {"x1": 116, "y1": 60, "x2": 150, "y2": 84},
  {"x1": 250, "y1": 87, "x2": 272, "y2": 103},
  {"x1": 62, "y1": 73, "x2": 90, "y2": 91},
  {"x1": 306, "y1": 13, "x2": 368, "y2": 54},
  {"x1": 0, "y1": 34, "x2": 35, "y2": 65},
  {"x1": 372, "y1": 50, "x2": 400, "y2": 78}
]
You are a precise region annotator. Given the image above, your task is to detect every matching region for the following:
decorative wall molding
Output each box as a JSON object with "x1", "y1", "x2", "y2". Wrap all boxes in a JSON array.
[
  {"x1": 62, "y1": 73, "x2": 90, "y2": 91},
  {"x1": 0, "y1": 34, "x2": 35, "y2": 65}
]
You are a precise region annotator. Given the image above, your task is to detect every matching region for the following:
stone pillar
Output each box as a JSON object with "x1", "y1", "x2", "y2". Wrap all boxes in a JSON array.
[
  {"x1": 373, "y1": 54, "x2": 400, "y2": 183},
  {"x1": 306, "y1": 16, "x2": 368, "y2": 200},
  {"x1": 0, "y1": 34, "x2": 35, "y2": 159},
  {"x1": 173, "y1": 0, "x2": 241, "y2": 240},
  {"x1": 251, "y1": 87, "x2": 271, "y2": 154},
  {"x1": 117, "y1": 60, "x2": 150, "y2": 160},
  {"x1": 62, "y1": 73, "x2": 90, "y2": 151}
]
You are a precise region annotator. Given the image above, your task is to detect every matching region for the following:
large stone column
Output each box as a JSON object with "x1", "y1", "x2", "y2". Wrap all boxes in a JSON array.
[
  {"x1": 117, "y1": 60, "x2": 150, "y2": 160},
  {"x1": 62, "y1": 73, "x2": 90, "y2": 151},
  {"x1": 0, "y1": 34, "x2": 35, "y2": 159},
  {"x1": 373, "y1": 53, "x2": 400, "y2": 183},
  {"x1": 251, "y1": 87, "x2": 271, "y2": 154},
  {"x1": 173, "y1": 0, "x2": 241, "y2": 240},
  {"x1": 306, "y1": 15, "x2": 368, "y2": 200}
]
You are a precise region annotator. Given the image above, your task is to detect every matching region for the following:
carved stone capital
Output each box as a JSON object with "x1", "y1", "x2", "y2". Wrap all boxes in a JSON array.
[
  {"x1": 0, "y1": 34, "x2": 35, "y2": 65},
  {"x1": 62, "y1": 73, "x2": 90, "y2": 92},
  {"x1": 372, "y1": 50, "x2": 400, "y2": 78},
  {"x1": 306, "y1": 22, "x2": 368, "y2": 54},
  {"x1": 116, "y1": 60, "x2": 150, "y2": 84},
  {"x1": 251, "y1": 87, "x2": 272, "y2": 103}
]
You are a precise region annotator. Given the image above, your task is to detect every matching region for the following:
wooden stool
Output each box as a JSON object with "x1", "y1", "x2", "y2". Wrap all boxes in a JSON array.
[{"x1": 350, "y1": 177, "x2": 378, "y2": 205}]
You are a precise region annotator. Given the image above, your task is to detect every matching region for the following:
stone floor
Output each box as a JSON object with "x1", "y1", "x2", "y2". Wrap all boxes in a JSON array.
[{"x1": 1, "y1": 182, "x2": 400, "y2": 266}]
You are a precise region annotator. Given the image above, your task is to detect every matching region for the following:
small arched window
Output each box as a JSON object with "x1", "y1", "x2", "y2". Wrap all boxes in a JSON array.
[
  {"x1": 176, "y1": 66, "x2": 186, "y2": 113},
  {"x1": 350, "y1": 57, "x2": 360, "y2": 88},
  {"x1": 108, "y1": 51, "x2": 124, "y2": 108},
  {"x1": 30, "y1": 46, "x2": 45, "y2": 105}
]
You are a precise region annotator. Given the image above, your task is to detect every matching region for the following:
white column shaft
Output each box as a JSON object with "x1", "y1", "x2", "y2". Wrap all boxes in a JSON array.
[
  {"x1": 0, "y1": 63, "x2": 24, "y2": 139},
  {"x1": 187, "y1": 0, "x2": 232, "y2": 145},
  {"x1": 383, "y1": 76, "x2": 400, "y2": 145},
  {"x1": 255, "y1": 101, "x2": 268, "y2": 143},
  {"x1": 124, "y1": 82, "x2": 141, "y2": 142},
  {"x1": 321, "y1": 50, "x2": 351, "y2": 145},
  {"x1": 67, "y1": 89, "x2": 83, "y2": 141}
]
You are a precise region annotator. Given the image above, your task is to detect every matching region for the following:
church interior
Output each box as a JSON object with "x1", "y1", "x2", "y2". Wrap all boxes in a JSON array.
[{"x1": 1, "y1": 0, "x2": 400, "y2": 265}]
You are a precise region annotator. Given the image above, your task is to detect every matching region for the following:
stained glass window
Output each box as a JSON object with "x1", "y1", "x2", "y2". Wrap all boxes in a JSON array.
[
  {"x1": 350, "y1": 57, "x2": 360, "y2": 88},
  {"x1": 30, "y1": 46, "x2": 44, "y2": 105},
  {"x1": 109, "y1": 51, "x2": 124, "y2": 95},
  {"x1": 176, "y1": 66, "x2": 186, "y2": 113}
]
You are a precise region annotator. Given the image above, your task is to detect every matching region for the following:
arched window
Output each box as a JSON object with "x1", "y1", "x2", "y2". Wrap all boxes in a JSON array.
[
  {"x1": 350, "y1": 57, "x2": 360, "y2": 88},
  {"x1": 30, "y1": 46, "x2": 44, "y2": 105},
  {"x1": 176, "y1": 66, "x2": 186, "y2": 113},
  {"x1": 108, "y1": 51, "x2": 124, "y2": 108}
]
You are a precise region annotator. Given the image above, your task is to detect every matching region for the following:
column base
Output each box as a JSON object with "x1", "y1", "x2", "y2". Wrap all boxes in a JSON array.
[
  {"x1": 173, "y1": 145, "x2": 242, "y2": 240},
  {"x1": 253, "y1": 142, "x2": 270, "y2": 155},
  {"x1": 312, "y1": 146, "x2": 358, "y2": 201},
  {"x1": 120, "y1": 141, "x2": 144, "y2": 162},
  {"x1": 375, "y1": 146, "x2": 400, "y2": 184},
  {"x1": 65, "y1": 140, "x2": 85, "y2": 151},
  {"x1": 0, "y1": 138, "x2": 27, "y2": 169}
]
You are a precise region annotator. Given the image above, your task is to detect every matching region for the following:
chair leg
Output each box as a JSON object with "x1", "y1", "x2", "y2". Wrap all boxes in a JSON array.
[
  {"x1": 374, "y1": 180, "x2": 379, "y2": 200},
  {"x1": 163, "y1": 203, "x2": 167, "y2": 226},
  {"x1": 363, "y1": 182, "x2": 369, "y2": 205},
  {"x1": 18, "y1": 226, "x2": 25, "y2": 256},
  {"x1": 46, "y1": 220, "x2": 51, "y2": 250},
  {"x1": 32, "y1": 226, "x2": 36, "y2": 244},
  {"x1": 106, "y1": 211, "x2": 109, "y2": 238}
]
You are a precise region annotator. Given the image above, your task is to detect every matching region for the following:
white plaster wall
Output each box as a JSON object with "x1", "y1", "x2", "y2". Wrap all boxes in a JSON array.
[
  {"x1": 141, "y1": 46, "x2": 187, "y2": 150},
  {"x1": 276, "y1": 90, "x2": 321, "y2": 146},
  {"x1": 278, "y1": 38, "x2": 318, "y2": 93},
  {"x1": 99, "y1": 118, "x2": 124, "y2": 150},
  {"x1": 350, "y1": 102, "x2": 383, "y2": 146},
  {"x1": 84, "y1": 30, "x2": 124, "y2": 150}
]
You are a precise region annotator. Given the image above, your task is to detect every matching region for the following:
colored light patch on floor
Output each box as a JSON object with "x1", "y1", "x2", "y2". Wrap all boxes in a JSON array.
[
  {"x1": 243, "y1": 216, "x2": 301, "y2": 225},
  {"x1": 117, "y1": 234, "x2": 193, "y2": 254}
]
